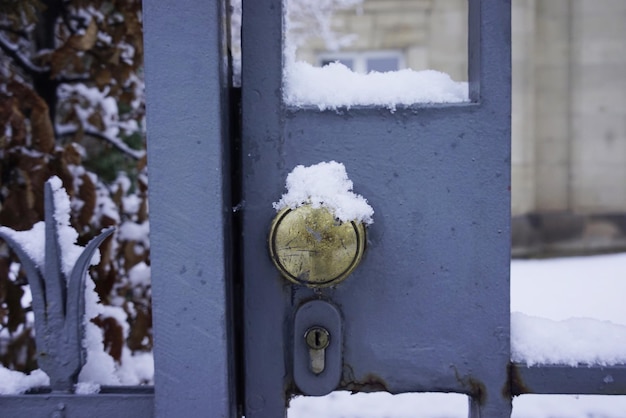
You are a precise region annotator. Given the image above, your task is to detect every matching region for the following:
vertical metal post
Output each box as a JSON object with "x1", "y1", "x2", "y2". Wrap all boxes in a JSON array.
[
  {"x1": 240, "y1": 0, "x2": 286, "y2": 416},
  {"x1": 143, "y1": 0, "x2": 236, "y2": 416},
  {"x1": 467, "y1": 1, "x2": 512, "y2": 415}
]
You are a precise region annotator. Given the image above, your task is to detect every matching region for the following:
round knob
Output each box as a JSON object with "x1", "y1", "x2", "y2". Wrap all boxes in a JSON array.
[{"x1": 268, "y1": 205, "x2": 366, "y2": 287}]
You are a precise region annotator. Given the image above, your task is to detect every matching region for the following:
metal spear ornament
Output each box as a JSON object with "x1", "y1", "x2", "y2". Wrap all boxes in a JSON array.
[{"x1": 0, "y1": 177, "x2": 114, "y2": 392}]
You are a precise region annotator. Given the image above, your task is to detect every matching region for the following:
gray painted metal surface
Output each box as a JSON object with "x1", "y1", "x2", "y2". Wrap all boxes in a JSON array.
[
  {"x1": 0, "y1": 390, "x2": 154, "y2": 418},
  {"x1": 143, "y1": 0, "x2": 236, "y2": 417},
  {"x1": 511, "y1": 364, "x2": 626, "y2": 396},
  {"x1": 241, "y1": 0, "x2": 511, "y2": 416}
]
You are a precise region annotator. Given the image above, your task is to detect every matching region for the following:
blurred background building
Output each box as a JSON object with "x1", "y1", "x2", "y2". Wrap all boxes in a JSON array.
[{"x1": 291, "y1": 0, "x2": 626, "y2": 257}]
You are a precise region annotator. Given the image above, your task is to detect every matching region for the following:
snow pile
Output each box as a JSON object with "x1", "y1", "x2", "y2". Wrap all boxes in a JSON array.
[
  {"x1": 289, "y1": 391, "x2": 468, "y2": 418},
  {"x1": 76, "y1": 278, "x2": 120, "y2": 392},
  {"x1": 291, "y1": 391, "x2": 626, "y2": 418},
  {"x1": 51, "y1": 176, "x2": 101, "y2": 274},
  {"x1": 79, "y1": 303, "x2": 154, "y2": 391},
  {"x1": 0, "y1": 368, "x2": 49, "y2": 395},
  {"x1": 511, "y1": 253, "x2": 626, "y2": 366},
  {"x1": 128, "y1": 262, "x2": 151, "y2": 287},
  {"x1": 273, "y1": 161, "x2": 373, "y2": 224},
  {"x1": 511, "y1": 253, "x2": 626, "y2": 325},
  {"x1": 119, "y1": 220, "x2": 150, "y2": 247},
  {"x1": 284, "y1": 61, "x2": 469, "y2": 110},
  {"x1": 0, "y1": 222, "x2": 46, "y2": 268},
  {"x1": 511, "y1": 313, "x2": 626, "y2": 366}
]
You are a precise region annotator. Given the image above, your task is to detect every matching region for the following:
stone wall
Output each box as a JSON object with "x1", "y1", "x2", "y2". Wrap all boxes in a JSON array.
[{"x1": 512, "y1": 0, "x2": 626, "y2": 256}]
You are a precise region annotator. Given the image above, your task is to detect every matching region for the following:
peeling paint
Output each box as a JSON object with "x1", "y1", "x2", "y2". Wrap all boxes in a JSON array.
[
  {"x1": 341, "y1": 373, "x2": 390, "y2": 394},
  {"x1": 339, "y1": 365, "x2": 390, "y2": 393}
]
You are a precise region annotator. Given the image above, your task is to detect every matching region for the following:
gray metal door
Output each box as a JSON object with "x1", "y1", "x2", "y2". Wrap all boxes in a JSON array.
[{"x1": 241, "y1": 0, "x2": 511, "y2": 417}]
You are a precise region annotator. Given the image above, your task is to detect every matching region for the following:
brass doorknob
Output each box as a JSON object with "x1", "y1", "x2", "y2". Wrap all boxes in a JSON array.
[{"x1": 268, "y1": 205, "x2": 366, "y2": 287}]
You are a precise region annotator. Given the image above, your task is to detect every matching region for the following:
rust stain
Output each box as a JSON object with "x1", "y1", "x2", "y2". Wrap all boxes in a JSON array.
[
  {"x1": 451, "y1": 365, "x2": 487, "y2": 406},
  {"x1": 341, "y1": 373, "x2": 390, "y2": 393},
  {"x1": 285, "y1": 378, "x2": 299, "y2": 406},
  {"x1": 506, "y1": 363, "x2": 531, "y2": 397},
  {"x1": 340, "y1": 364, "x2": 390, "y2": 393},
  {"x1": 468, "y1": 377, "x2": 487, "y2": 406}
]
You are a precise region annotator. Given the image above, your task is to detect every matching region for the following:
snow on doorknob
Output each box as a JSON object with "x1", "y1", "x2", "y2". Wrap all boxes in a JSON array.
[{"x1": 269, "y1": 161, "x2": 373, "y2": 287}]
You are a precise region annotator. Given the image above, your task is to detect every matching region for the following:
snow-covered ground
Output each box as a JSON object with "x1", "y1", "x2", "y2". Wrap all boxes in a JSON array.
[{"x1": 289, "y1": 252, "x2": 626, "y2": 418}]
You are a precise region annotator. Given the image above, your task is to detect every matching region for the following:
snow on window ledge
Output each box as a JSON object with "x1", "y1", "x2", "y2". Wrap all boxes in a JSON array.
[
  {"x1": 511, "y1": 312, "x2": 626, "y2": 367},
  {"x1": 283, "y1": 61, "x2": 469, "y2": 111}
]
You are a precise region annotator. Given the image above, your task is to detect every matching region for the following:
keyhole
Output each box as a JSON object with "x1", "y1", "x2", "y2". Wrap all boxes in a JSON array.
[
  {"x1": 304, "y1": 326, "x2": 330, "y2": 375},
  {"x1": 305, "y1": 326, "x2": 330, "y2": 350}
]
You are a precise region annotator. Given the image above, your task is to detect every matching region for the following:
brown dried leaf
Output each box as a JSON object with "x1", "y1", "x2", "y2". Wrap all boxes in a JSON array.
[
  {"x1": 137, "y1": 154, "x2": 147, "y2": 172},
  {"x1": 112, "y1": 181, "x2": 123, "y2": 207},
  {"x1": 6, "y1": 279, "x2": 25, "y2": 332},
  {"x1": 49, "y1": 151, "x2": 75, "y2": 199},
  {"x1": 108, "y1": 48, "x2": 121, "y2": 66},
  {"x1": 127, "y1": 307, "x2": 153, "y2": 351},
  {"x1": 30, "y1": 99, "x2": 54, "y2": 154},
  {"x1": 87, "y1": 111, "x2": 105, "y2": 131},
  {"x1": 124, "y1": 12, "x2": 142, "y2": 37},
  {"x1": 6, "y1": 82, "x2": 54, "y2": 152},
  {"x1": 95, "y1": 258, "x2": 116, "y2": 300},
  {"x1": 71, "y1": 53, "x2": 86, "y2": 74},
  {"x1": 2, "y1": 326, "x2": 37, "y2": 372},
  {"x1": 78, "y1": 173, "x2": 96, "y2": 226},
  {"x1": 123, "y1": 241, "x2": 144, "y2": 271},
  {"x1": 0, "y1": 257, "x2": 9, "y2": 302},
  {"x1": 62, "y1": 142, "x2": 83, "y2": 166},
  {"x1": 68, "y1": 19, "x2": 98, "y2": 51},
  {"x1": 137, "y1": 195, "x2": 148, "y2": 223},
  {"x1": 50, "y1": 45, "x2": 75, "y2": 79},
  {"x1": 0, "y1": 96, "x2": 26, "y2": 147},
  {"x1": 94, "y1": 68, "x2": 112, "y2": 89},
  {"x1": 92, "y1": 315, "x2": 124, "y2": 362},
  {"x1": 0, "y1": 179, "x2": 38, "y2": 230},
  {"x1": 100, "y1": 213, "x2": 118, "y2": 228},
  {"x1": 112, "y1": 64, "x2": 132, "y2": 84}
]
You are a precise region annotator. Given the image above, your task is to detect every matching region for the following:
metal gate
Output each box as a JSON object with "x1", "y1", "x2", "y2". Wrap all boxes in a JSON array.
[
  {"x1": 2, "y1": 0, "x2": 626, "y2": 417},
  {"x1": 240, "y1": 0, "x2": 510, "y2": 416}
]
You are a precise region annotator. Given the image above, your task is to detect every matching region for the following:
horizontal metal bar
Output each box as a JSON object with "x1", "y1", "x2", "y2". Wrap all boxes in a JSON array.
[
  {"x1": 23, "y1": 385, "x2": 155, "y2": 395},
  {"x1": 0, "y1": 389, "x2": 154, "y2": 417},
  {"x1": 511, "y1": 363, "x2": 626, "y2": 395}
]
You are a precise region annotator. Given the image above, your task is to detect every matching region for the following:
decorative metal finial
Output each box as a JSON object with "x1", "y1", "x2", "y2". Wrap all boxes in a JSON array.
[{"x1": 0, "y1": 177, "x2": 114, "y2": 392}]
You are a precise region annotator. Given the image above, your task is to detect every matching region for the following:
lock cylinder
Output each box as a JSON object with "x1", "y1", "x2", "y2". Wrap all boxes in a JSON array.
[{"x1": 293, "y1": 300, "x2": 343, "y2": 396}]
